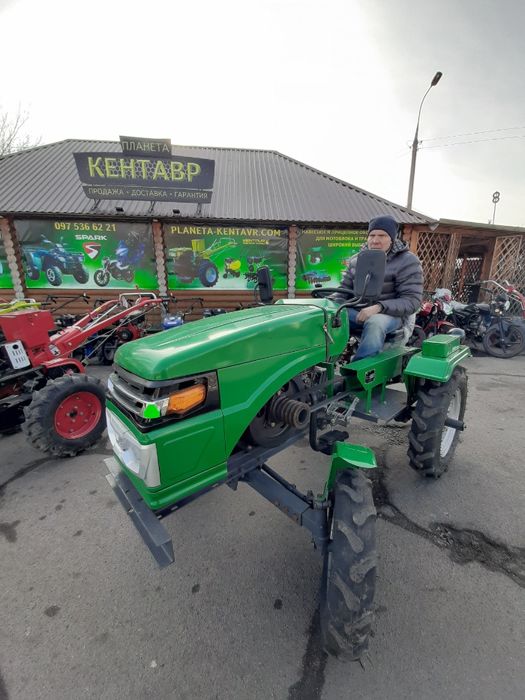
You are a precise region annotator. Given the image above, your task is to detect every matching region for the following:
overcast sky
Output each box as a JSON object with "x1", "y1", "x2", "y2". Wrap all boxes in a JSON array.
[{"x1": 1, "y1": 0, "x2": 524, "y2": 226}]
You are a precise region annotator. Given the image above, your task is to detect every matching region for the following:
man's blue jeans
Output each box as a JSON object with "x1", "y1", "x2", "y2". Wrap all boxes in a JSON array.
[{"x1": 347, "y1": 308, "x2": 402, "y2": 361}]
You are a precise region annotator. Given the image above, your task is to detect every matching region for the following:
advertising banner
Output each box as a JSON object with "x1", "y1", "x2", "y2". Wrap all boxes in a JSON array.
[
  {"x1": 165, "y1": 224, "x2": 288, "y2": 291},
  {"x1": 0, "y1": 238, "x2": 13, "y2": 289},
  {"x1": 15, "y1": 219, "x2": 158, "y2": 290},
  {"x1": 295, "y1": 229, "x2": 367, "y2": 291}
]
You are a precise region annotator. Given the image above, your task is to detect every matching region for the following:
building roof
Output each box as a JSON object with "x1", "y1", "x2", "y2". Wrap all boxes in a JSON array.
[
  {"x1": 437, "y1": 218, "x2": 525, "y2": 235},
  {"x1": 0, "y1": 139, "x2": 430, "y2": 225}
]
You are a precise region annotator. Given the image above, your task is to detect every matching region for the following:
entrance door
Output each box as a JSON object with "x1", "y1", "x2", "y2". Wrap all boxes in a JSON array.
[{"x1": 452, "y1": 255, "x2": 484, "y2": 302}]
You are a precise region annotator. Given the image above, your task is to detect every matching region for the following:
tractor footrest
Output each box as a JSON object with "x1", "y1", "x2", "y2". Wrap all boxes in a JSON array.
[{"x1": 317, "y1": 430, "x2": 349, "y2": 455}]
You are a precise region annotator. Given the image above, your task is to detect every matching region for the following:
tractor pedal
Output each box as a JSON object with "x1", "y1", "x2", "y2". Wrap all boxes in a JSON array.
[{"x1": 317, "y1": 430, "x2": 349, "y2": 455}]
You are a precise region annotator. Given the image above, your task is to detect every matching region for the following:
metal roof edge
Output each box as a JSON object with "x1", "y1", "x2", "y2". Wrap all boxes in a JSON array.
[{"x1": 438, "y1": 218, "x2": 525, "y2": 234}]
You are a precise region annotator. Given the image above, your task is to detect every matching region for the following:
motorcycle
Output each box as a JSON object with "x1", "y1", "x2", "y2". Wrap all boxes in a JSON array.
[
  {"x1": 410, "y1": 289, "x2": 464, "y2": 347},
  {"x1": 94, "y1": 230, "x2": 146, "y2": 287},
  {"x1": 449, "y1": 288, "x2": 525, "y2": 358}
]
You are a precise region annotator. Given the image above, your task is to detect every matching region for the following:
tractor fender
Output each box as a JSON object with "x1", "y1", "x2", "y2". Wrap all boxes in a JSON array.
[
  {"x1": 323, "y1": 442, "x2": 377, "y2": 499},
  {"x1": 42, "y1": 357, "x2": 85, "y2": 374},
  {"x1": 403, "y1": 335, "x2": 471, "y2": 383}
]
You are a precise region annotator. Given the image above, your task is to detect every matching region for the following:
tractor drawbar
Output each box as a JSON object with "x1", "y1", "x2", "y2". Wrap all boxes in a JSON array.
[{"x1": 269, "y1": 396, "x2": 311, "y2": 428}]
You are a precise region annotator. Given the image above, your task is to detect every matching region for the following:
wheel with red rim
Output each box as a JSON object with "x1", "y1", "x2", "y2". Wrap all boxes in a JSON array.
[
  {"x1": 22, "y1": 373, "x2": 106, "y2": 457},
  {"x1": 54, "y1": 391, "x2": 103, "y2": 440}
]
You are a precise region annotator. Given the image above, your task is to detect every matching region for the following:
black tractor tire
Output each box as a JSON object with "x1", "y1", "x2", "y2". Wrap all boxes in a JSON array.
[
  {"x1": 198, "y1": 261, "x2": 219, "y2": 287},
  {"x1": 320, "y1": 469, "x2": 377, "y2": 660},
  {"x1": 94, "y1": 269, "x2": 110, "y2": 287},
  {"x1": 22, "y1": 374, "x2": 106, "y2": 457},
  {"x1": 45, "y1": 265, "x2": 63, "y2": 286},
  {"x1": 407, "y1": 367, "x2": 468, "y2": 478},
  {"x1": 482, "y1": 323, "x2": 525, "y2": 358},
  {"x1": 73, "y1": 266, "x2": 89, "y2": 284}
]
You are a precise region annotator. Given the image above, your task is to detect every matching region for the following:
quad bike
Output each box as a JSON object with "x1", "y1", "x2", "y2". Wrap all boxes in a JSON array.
[
  {"x1": 105, "y1": 250, "x2": 471, "y2": 661},
  {"x1": 94, "y1": 230, "x2": 146, "y2": 287},
  {"x1": 0, "y1": 293, "x2": 164, "y2": 455},
  {"x1": 168, "y1": 239, "x2": 236, "y2": 288},
  {"x1": 24, "y1": 236, "x2": 89, "y2": 286}
]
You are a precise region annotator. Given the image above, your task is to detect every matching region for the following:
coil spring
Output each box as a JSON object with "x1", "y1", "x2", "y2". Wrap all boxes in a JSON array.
[{"x1": 268, "y1": 395, "x2": 310, "y2": 428}]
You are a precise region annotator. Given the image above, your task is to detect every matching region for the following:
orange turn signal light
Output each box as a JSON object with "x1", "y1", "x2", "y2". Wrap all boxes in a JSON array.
[{"x1": 167, "y1": 384, "x2": 206, "y2": 414}]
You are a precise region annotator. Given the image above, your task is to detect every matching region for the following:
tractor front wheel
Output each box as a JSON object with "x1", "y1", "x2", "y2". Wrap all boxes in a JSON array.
[
  {"x1": 407, "y1": 367, "x2": 468, "y2": 478},
  {"x1": 320, "y1": 469, "x2": 377, "y2": 660},
  {"x1": 22, "y1": 374, "x2": 106, "y2": 457}
]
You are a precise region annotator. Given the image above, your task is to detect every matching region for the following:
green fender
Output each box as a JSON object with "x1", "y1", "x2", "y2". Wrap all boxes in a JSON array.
[
  {"x1": 323, "y1": 441, "x2": 377, "y2": 499},
  {"x1": 403, "y1": 335, "x2": 471, "y2": 383}
]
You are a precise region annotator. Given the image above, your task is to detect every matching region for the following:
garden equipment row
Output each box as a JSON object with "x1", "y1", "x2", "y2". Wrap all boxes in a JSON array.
[{"x1": 0, "y1": 293, "x2": 164, "y2": 455}]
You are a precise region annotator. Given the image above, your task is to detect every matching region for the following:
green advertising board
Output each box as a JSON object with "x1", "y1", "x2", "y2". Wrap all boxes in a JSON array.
[
  {"x1": 165, "y1": 224, "x2": 288, "y2": 291},
  {"x1": 295, "y1": 229, "x2": 367, "y2": 291},
  {"x1": 15, "y1": 219, "x2": 158, "y2": 290},
  {"x1": 0, "y1": 238, "x2": 13, "y2": 289}
]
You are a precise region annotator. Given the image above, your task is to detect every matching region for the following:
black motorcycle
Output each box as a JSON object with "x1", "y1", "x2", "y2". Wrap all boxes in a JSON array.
[{"x1": 450, "y1": 292, "x2": 525, "y2": 358}]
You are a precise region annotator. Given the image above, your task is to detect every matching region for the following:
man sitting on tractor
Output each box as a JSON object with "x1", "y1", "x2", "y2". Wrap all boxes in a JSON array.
[{"x1": 334, "y1": 215, "x2": 423, "y2": 360}]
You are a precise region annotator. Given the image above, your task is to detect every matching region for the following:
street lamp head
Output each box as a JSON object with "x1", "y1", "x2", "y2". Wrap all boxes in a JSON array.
[{"x1": 431, "y1": 71, "x2": 443, "y2": 87}]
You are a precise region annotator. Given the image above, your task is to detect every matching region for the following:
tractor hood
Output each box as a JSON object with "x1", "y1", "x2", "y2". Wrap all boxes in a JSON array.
[{"x1": 114, "y1": 301, "x2": 335, "y2": 381}]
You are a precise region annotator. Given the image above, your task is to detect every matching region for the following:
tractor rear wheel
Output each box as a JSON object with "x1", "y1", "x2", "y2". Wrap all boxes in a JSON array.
[
  {"x1": 22, "y1": 374, "x2": 106, "y2": 457},
  {"x1": 407, "y1": 367, "x2": 467, "y2": 478},
  {"x1": 320, "y1": 469, "x2": 377, "y2": 660}
]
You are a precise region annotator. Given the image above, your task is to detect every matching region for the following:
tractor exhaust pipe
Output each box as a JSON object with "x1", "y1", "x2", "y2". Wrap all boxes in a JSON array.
[{"x1": 269, "y1": 396, "x2": 311, "y2": 429}]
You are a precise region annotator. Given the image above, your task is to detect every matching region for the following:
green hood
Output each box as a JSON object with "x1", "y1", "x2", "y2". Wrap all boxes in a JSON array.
[{"x1": 115, "y1": 302, "x2": 333, "y2": 381}]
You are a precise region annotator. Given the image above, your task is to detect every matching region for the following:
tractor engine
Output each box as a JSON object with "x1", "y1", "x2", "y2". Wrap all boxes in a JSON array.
[{"x1": 0, "y1": 310, "x2": 56, "y2": 371}]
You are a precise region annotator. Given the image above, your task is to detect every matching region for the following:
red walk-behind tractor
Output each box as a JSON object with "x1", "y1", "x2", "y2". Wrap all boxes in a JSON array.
[{"x1": 0, "y1": 294, "x2": 164, "y2": 456}]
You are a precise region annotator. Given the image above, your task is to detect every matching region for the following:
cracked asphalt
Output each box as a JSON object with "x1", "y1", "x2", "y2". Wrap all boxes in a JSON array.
[{"x1": 0, "y1": 357, "x2": 524, "y2": 700}]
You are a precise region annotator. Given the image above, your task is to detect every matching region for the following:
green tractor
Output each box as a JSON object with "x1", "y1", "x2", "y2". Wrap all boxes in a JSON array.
[
  {"x1": 105, "y1": 250, "x2": 470, "y2": 660},
  {"x1": 168, "y1": 238, "x2": 236, "y2": 287}
]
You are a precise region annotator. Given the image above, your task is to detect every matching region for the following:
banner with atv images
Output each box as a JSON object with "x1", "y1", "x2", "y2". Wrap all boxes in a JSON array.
[
  {"x1": 0, "y1": 238, "x2": 13, "y2": 289},
  {"x1": 295, "y1": 229, "x2": 367, "y2": 291},
  {"x1": 165, "y1": 224, "x2": 288, "y2": 291},
  {"x1": 15, "y1": 219, "x2": 158, "y2": 290}
]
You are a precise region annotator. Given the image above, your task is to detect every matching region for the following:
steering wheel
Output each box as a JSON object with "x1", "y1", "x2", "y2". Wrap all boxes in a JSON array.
[{"x1": 311, "y1": 286, "x2": 355, "y2": 299}]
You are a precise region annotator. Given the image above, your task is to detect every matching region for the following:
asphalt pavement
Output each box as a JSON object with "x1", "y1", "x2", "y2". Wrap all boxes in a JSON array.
[{"x1": 0, "y1": 355, "x2": 524, "y2": 700}]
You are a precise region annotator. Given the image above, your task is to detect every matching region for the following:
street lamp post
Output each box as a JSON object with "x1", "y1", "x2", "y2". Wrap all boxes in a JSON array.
[{"x1": 406, "y1": 71, "x2": 443, "y2": 210}]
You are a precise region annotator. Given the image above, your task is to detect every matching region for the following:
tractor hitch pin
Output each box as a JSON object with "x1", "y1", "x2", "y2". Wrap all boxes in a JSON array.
[{"x1": 326, "y1": 396, "x2": 359, "y2": 427}]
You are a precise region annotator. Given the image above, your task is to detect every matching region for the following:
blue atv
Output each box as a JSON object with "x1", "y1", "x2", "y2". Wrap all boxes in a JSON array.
[
  {"x1": 24, "y1": 236, "x2": 89, "y2": 286},
  {"x1": 94, "y1": 231, "x2": 146, "y2": 287}
]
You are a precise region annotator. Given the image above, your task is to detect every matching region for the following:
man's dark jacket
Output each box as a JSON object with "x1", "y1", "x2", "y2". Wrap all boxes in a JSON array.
[{"x1": 336, "y1": 239, "x2": 423, "y2": 320}]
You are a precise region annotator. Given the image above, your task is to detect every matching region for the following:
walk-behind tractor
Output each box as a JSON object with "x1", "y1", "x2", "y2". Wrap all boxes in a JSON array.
[
  {"x1": 0, "y1": 294, "x2": 164, "y2": 455},
  {"x1": 168, "y1": 239, "x2": 236, "y2": 288},
  {"x1": 24, "y1": 236, "x2": 89, "y2": 286},
  {"x1": 105, "y1": 251, "x2": 470, "y2": 660}
]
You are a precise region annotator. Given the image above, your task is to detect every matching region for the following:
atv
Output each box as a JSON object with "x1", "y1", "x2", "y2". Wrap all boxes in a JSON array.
[
  {"x1": 24, "y1": 236, "x2": 89, "y2": 286},
  {"x1": 105, "y1": 251, "x2": 470, "y2": 660}
]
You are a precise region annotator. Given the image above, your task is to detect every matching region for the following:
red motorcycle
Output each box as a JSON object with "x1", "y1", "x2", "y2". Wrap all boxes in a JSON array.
[{"x1": 411, "y1": 289, "x2": 461, "y2": 346}]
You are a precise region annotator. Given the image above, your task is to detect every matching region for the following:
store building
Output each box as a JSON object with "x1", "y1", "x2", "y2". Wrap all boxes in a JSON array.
[{"x1": 0, "y1": 139, "x2": 428, "y2": 315}]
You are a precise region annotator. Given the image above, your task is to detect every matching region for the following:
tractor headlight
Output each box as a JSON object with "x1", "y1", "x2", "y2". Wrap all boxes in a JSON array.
[
  {"x1": 106, "y1": 409, "x2": 160, "y2": 487},
  {"x1": 107, "y1": 370, "x2": 218, "y2": 429}
]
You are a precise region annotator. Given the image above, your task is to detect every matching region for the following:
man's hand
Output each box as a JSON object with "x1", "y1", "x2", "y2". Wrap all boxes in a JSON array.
[{"x1": 357, "y1": 304, "x2": 382, "y2": 323}]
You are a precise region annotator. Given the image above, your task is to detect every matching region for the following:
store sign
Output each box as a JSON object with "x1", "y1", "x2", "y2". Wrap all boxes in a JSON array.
[
  {"x1": 165, "y1": 224, "x2": 288, "y2": 291},
  {"x1": 15, "y1": 219, "x2": 158, "y2": 290},
  {"x1": 119, "y1": 135, "x2": 172, "y2": 156},
  {"x1": 74, "y1": 140, "x2": 215, "y2": 203},
  {"x1": 295, "y1": 229, "x2": 367, "y2": 290}
]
